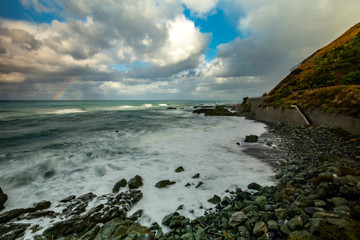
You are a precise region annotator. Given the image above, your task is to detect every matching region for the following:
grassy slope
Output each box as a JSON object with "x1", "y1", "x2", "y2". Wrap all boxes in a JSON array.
[{"x1": 263, "y1": 22, "x2": 360, "y2": 117}]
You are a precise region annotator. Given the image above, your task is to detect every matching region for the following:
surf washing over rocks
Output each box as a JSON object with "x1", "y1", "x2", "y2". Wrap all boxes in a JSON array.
[{"x1": 0, "y1": 100, "x2": 276, "y2": 235}]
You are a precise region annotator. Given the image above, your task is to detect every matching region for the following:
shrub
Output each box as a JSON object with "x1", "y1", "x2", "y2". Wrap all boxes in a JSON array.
[{"x1": 342, "y1": 70, "x2": 360, "y2": 85}]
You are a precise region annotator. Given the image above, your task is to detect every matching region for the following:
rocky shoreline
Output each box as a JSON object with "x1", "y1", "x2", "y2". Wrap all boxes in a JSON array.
[{"x1": 0, "y1": 107, "x2": 359, "y2": 240}]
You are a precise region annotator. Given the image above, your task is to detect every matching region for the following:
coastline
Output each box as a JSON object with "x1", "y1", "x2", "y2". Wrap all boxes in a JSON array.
[{"x1": 0, "y1": 109, "x2": 359, "y2": 239}]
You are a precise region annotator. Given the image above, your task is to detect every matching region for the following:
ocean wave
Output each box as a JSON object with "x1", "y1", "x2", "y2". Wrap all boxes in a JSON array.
[{"x1": 46, "y1": 108, "x2": 87, "y2": 114}]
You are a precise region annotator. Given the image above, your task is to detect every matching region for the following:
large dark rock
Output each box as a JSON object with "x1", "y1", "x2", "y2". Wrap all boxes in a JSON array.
[
  {"x1": 175, "y1": 166, "x2": 185, "y2": 172},
  {"x1": 0, "y1": 187, "x2": 8, "y2": 211},
  {"x1": 248, "y1": 182, "x2": 262, "y2": 190},
  {"x1": 128, "y1": 175, "x2": 143, "y2": 189},
  {"x1": 34, "y1": 200, "x2": 51, "y2": 210},
  {"x1": 208, "y1": 194, "x2": 221, "y2": 204},
  {"x1": 244, "y1": 135, "x2": 258, "y2": 143},
  {"x1": 155, "y1": 180, "x2": 176, "y2": 188},
  {"x1": 112, "y1": 179, "x2": 127, "y2": 193},
  {"x1": 193, "y1": 105, "x2": 236, "y2": 116},
  {"x1": 0, "y1": 207, "x2": 36, "y2": 223},
  {"x1": 0, "y1": 223, "x2": 30, "y2": 240}
]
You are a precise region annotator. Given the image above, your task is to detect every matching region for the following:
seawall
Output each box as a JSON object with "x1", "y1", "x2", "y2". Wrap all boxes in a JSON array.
[{"x1": 248, "y1": 97, "x2": 360, "y2": 135}]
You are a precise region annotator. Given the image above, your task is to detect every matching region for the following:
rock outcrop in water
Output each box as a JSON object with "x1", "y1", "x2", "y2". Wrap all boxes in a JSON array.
[{"x1": 0, "y1": 187, "x2": 7, "y2": 211}]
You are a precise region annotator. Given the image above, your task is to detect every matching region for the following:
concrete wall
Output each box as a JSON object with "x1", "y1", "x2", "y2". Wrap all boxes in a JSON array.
[
  {"x1": 248, "y1": 97, "x2": 360, "y2": 135},
  {"x1": 305, "y1": 109, "x2": 360, "y2": 135}
]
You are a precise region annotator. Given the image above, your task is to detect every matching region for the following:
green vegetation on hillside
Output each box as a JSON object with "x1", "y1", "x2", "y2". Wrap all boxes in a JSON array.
[{"x1": 263, "y1": 24, "x2": 360, "y2": 117}]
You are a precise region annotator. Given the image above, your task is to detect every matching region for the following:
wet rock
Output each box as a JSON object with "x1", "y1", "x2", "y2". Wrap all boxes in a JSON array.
[
  {"x1": 101, "y1": 218, "x2": 154, "y2": 240},
  {"x1": 255, "y1": 196, "x2": 267, "y2": 210},
  {"x1": 247, "y1": 182, "x2": 262, "y2": 191},
  {"x1": 18, "y1": 210, "x2": 57, "y2": 220},
  {"x1": 192, "y1": 173, "x2": 200, "y2": 179},
  {"x1": 60, "y1": 195, "x2": 76, "y2": 203},
  {"x1": 181, "y1": 232, "x2": 195, "y2": 240},
  {"x1": 253, "y1": 221, "x2": 268, "y2": 237},
  {"x1": 34, "y1": 200, "x2": 51, "y2": 210},
  {"x1": 167, "y1": 107, "x2": 177, "y2": 110},
  {"x1": 0, "y1": 187, "x2": 8, "y2": 211},
  {"x1": 309, "y1": 218, "x2": 326, "y2": 234},
  {"x1": 175, "y1": 166, "x2": 185, "y2": 172},
  {"x1": 195, "y1": 181, "x2": 203, "y2": 188},
  {"x1": 195, "y1": 227, "x2": 205, "y2": 240},
  {"x1": 237, "y1": 225, "x2": 251, "y2": 238},
  {"x1": 128, "y1": 175, "x2": 144, "y2": 189},
  {"x1": 77, "y1": 192, "x2": 96, "y2": 202},
  {"x1": 193, "y1": 105, "x2": 235, "y2": 116},
  {"x1": 245, "y1": 135, "x2": 258, "y2": 143},
  {"x1": 112, "y1": 179, "x2": 127, "y2": 193},
  {"x1": 229, "y1": 211, "x2": 248, "y2": 227},
  {"x1": 162, "y1": 212, "x2": 179, "y2": 226},
  {"x1": 155, "y1": 180, "x2": 176, "y2": 188},
  {"x1": 267, "y1": 220, "x2": 278, "y2": 231},
  {"x1": 208, "y1": 195, "x2": 221, "y2": 204},
  {"x1": 0, "y1": 207, "x2": 35, "y2": 223},
  {"x1": 79, "y1": 225, "x2": 101, "y2": 240},
  {"x1": 331, "y1": 197, "x2": 348, "y2": 207},
  {"x1": 185, "y1": 183, "x2": 191, "y2": 187},
  {"x1": 0, "y1": 223, "x2": 30, "y2": 240},
  {"x1": 288, "y1": 215, "x2": 303, "y2": 231}
]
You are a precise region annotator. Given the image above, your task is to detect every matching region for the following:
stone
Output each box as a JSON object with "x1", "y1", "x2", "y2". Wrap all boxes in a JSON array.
[
  {"x1": 229, "y1": 211, "x2": 248, "y2": 227},
  {"x1": 195, "y1": 227, "x2": 205, "y2": 240},
  {"x1": 79, "y1": 225, "x2": 101, "y2": 240},
  {"x1": 274, "y1": 208, "x2": 288, "y2": 220},
  {"x1": 128, "y1": 175, "x2": 143, "y2": 189},
  {"x1": 255, "y1": 196, "x2": 267, "y2": 210},
  {"x1": 312, "y1": 212, "x2": 340, "y2": 219},
  {"x1": 34, "y1": 201, "x2": 51, "y2": 210},
  {"x1": 181, "y1": 232, "x2": 195, "y2": 240},
  {"x1": 267, "y1": 220, "x2": 278, "y2": 231},
  {"x1": 244, "y1": 135, "x2": 258, "y2": 143},
  {"x1": 0, "y1": 208, "x2": 35, "y2": 223},
  {"x1": 247, "y1": 182, "x2": 262, "y2": 191},
  {"x1": 60, "y1": 195, "x2": 76, "y2": 203},
  {"x1": 289, "y1": 230, "x2": 314, "y2": 240},
  {"x1": 314, "y1": 199, "x2": 327, "y2": 208},
  {"x1": 331, "y1": 197, "x2": 348, "y2": 207},
  {"x1": 237, "y1": 225, "x2": 250, "y2": 238},
  {"x1": 112, "y1": 179, "x2": 127, "y2": 193},
  {"x1": 253, "y1": 221, "x2": 268, "y2": 237},
  {"x1": 162, "y1": 212, "x2": 179, "y2": 226},
  {"x1": 309, "y1": 218, "x2": 326, "y2": 234},
  {"x1": 0, "y1": 223, "x2": 30, "y2": 240},
  {"x1": 195, "y1": 181, "x2": 203, "y2": 188},
  {"x1": 0, "y1": 187, "x2": 8, "y2": 211},
  {"x1": 242, "y1": 205, "x2": 259, "y2": 214},
  {"x1": 192, "y1": 173, "x2": 200, "y2": 179},
  {"x1": 280, "y1": 222, "x2": 291, "y2": 235},
  {"x1": 169, "y1": 215, "x2": 186, "y2": 228},
  {"x1": 208, "y1": 195, "x2": 221, "y2": 204},
  {"x1": 288, "y1": 216, "x2": 303, "y2": 231},
  {"x1": 77, "y1": 192, "x2": 96, "y2": 202},
  {"x1": 175, "y1": 166, "x2": 185, "y2": 172},
  {"x1": 155, "y1": 180, "x2": 176, "y2": 188}
]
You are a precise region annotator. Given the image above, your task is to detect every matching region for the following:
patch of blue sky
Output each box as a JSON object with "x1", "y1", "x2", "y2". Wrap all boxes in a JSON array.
[
  {"x1": 111, "y1": 61, "x2": 150, "y2": 72},
  {"x1": 0, "y1": 0, "x2": 63, "y2": 23},
  {"x1": 184, "y1": 7, "x2": 239, "y2": 62}
]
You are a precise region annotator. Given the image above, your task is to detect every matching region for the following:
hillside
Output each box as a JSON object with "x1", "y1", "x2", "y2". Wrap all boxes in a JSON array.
[{"x1": 263, "y1": 22, "x2": 360, "y2": 117}]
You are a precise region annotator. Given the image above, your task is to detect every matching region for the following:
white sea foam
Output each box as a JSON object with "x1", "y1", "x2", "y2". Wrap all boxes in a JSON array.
[
  {"x1": 158, "y1": 104, "x2": 168, "y2": 107},
  {"x1": 46, "y1": 108, "x2": 86, "y2": 114}
]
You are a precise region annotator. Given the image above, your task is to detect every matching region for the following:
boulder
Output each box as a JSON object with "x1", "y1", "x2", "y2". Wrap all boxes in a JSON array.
[
  {"x1": 155, "y1": 180, "x2": 176, "y2": 188},
  {"x1": 175, "y1": 166, "x2": 185, "y2": 172},
  {"x1": 229, "y1": 211, "x2": 248, "y2": 227},
  {"x1": 128, "y1": 175, "x2": 143, "y2": 189},
  {"x1": 267, "y1": 220, "x2": 279, "y2": 231},
  {"x1": 288, "y1": 215, "x2": 303, "y2": 231},
  {"x1": 0, "y1": 188, "x2": 7, "y2": 211},
  {"x1": 247, "y1": 182, "x2": 262, "y2": 191},
  {"x1": 112, "y1": 179, "x2": 127, "y2": 193},
  {"x1": 207, "y1": 195, "x2": 221, "y2": 204},
  {"x1": 180, "y1": 232, "x2": 195, "y2": 240},
  {"x1": 192, "y1": 173, "x2": 200, "y2": 179},
  {"x1": 34, "y1": 200, "x2": 51, "y2": 210},
  {"x1": 253, "y1": 221, "x2": 268, "y2": 237},
  {"x1": 244, "y1": 135, "x2": 258, "y2": 143}
]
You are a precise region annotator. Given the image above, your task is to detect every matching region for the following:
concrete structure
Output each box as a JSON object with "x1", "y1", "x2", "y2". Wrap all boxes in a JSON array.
[{"x1": 248, "y1": 97, "x2": 360, "y2": 135}]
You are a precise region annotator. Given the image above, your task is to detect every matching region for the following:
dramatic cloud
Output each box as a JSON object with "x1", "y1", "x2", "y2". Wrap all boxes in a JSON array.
[{"x1": 0, "y1": 0, "x2": 359, "y2": 100}]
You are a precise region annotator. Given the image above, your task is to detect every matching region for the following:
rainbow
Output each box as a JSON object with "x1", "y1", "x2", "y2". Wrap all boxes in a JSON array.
[{"x1": 53, "y1": 77, "x2": 80, "y2": 100}]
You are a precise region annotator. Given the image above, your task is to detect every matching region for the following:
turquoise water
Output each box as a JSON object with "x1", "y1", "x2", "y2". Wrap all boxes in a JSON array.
[{"x1": 0, "y1": 100, "x2": 274, "y2": 226}]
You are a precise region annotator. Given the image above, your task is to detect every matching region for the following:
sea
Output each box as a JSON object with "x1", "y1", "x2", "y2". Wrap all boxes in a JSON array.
[{"x1": 0, "y1": 100, "x2": 275, "y2": 227}]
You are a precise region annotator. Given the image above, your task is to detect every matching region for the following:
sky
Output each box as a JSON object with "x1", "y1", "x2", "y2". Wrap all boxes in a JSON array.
[{"x1": 0, "y1": 0, "x2": 359, "y2": 100}]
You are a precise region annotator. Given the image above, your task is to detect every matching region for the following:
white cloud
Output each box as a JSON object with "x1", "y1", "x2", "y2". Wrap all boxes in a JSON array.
[
  {"x1": 0, "y1": 72, "x2": 26, "y2": 83},
  {"x1": 99, "y1": 81, "x2": 179, "y2": 95},
  {"x1": 181, "y1": 0, "x2": 218, "y2": 17}
]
